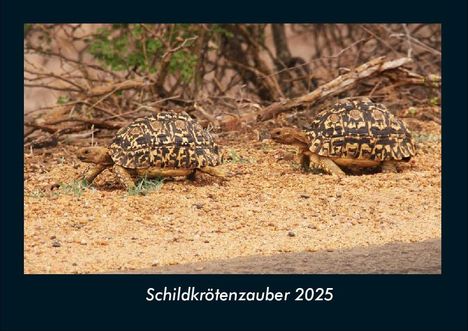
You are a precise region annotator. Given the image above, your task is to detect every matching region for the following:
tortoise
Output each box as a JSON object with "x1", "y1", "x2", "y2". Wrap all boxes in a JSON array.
[
  {"x1": 270, "y1": 97, "x2": 416, "y2": 176},
  {"x1": 76, "y1": 111, "x2": 225, "y2": 189}
]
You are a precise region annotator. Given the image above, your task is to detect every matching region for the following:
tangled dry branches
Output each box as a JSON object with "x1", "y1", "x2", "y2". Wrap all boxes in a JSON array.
[{"x1": 24, "y1": 24, "x2": 441, "y2": 146}]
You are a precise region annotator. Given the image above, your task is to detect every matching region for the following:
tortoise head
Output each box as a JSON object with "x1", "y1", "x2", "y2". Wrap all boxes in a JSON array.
[
  {"x1": 76, "y1": 146, "x2": 113, "y2": 165},
  {"x1": 270, "y1": 127, "x2": 309, "y2": 147}
]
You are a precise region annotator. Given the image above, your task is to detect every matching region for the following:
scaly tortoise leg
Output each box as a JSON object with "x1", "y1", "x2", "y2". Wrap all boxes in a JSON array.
[
  {"x1": 79, "y1": 164, "x2": 108, "y2": 184},
  {"x1": 310, "y1": 154, "x2": 345, "y2": 176},
  {"x1": 186, "y1": 170, "x2": 197, "y2": 181},
  {"x1": 113, "y1": 164, "x2": 136, "y2": 189},
  {"x1": 381, "y1": 161, "x2": 398, "y2": 173},
  {"x1": 300, "y1": 153, "x2": 311, "y2": 171}
]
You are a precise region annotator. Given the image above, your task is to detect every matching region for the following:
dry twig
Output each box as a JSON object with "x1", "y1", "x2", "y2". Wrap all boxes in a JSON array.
[{"x1": 258, "y1": 56, "x2": 413, "y2": 121}]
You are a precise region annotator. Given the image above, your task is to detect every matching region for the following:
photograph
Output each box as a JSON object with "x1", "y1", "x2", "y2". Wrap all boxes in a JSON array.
[{"x1": 23, "y1": 23, "x2": 441, "y2": 274}]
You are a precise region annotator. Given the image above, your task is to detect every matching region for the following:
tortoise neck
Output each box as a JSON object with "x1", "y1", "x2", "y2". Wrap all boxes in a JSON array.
[
  {"x1": 102, "y1": 149, "x2": 113, "y2": 165},
  {"x1": 94, "y1": 147, "x2": 113, "y2": 165},
  {"x1": 291, "y1": 131, "x2": 310, "y2": 147}
]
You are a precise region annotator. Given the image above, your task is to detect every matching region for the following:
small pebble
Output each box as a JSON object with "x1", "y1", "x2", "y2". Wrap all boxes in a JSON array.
[
  {"x1": 52, "y1": 241, "x2": 61, "y2": 247},
  {"x1": 288, "y1": 231, "x2": 296, "y2": 237},
  {"x1": 193, "y1": 203, "x2": 204, "y2": 209}
]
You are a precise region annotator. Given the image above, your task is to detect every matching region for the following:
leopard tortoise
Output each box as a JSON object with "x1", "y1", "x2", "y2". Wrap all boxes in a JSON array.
[
  {"x1": 270, "y1": 97, "x2": 416, "y2": 176},
  {"x1": 76, "y1": 111, "x2": 225, "y2": 189}
]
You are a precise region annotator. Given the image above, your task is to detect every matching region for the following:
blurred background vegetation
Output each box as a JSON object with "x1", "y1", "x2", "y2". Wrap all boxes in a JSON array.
[{"x1": 24, "y1": 24, "x2": 441, "y2": 145}]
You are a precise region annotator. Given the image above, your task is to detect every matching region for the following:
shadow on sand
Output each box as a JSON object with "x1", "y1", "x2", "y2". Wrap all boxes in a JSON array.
[{"x1": 112, "y1": 239, "x2": 441, "y2": 274}]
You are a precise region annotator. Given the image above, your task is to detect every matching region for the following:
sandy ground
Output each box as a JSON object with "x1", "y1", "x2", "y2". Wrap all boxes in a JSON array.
[{"x1": 24, "y1": 120, "x2": 441, "y2": 274}]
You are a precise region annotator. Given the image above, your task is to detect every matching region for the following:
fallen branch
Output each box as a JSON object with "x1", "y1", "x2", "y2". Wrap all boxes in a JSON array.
[
  {"x1": 383, "y1": 68, "x2": 441, "y2": 88},
  {"x1": 60, "y1": 130, "x2": 99, "y2": 144},
  {"x1": 257, "y1": 56, "x2": 413, "y2": 121},
  {"x1": 24, "y1": 122, "x2": 57, "y2": 133},
  {"x1": 25, "y1": 122, "x2": 90, "y2": 136},
  {"x1": 46, "y1": 118, "x2": 125, "y2": 130},
  {"x1": 88, "y1": 79, "x2": 147, "y2": 97}
]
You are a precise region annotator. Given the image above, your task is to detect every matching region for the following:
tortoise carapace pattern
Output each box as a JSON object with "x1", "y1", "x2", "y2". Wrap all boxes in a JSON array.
[
  {"x1": 307, "y1": 98, "x2": 415, "y2": 161},
  {"x1": 110, "y1": 112, "x2": 222, "y2": 169}
]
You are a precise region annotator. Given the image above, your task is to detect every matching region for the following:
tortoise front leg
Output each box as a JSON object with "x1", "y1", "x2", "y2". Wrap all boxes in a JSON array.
[
  {"x1": 79, "y1": 164, "x2": 108, "y2": 184},
  {"x1": 309, "y1": 154, "x2": 345, "y2": 176},
  {"x1": 113, "y1": 164, "x2": 136, "y2": 189}
]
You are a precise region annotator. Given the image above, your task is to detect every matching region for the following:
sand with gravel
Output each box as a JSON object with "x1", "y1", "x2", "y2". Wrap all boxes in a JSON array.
[{"x1": 24, "y1": 119, "x2": 441, "y2": 274}]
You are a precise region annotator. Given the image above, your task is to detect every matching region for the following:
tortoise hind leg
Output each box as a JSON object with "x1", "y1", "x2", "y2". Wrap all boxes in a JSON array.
[
  {"x1": 198, "y1": 166, "x2": 227, "y2": 179},
  {"x1": 186, "y1": 170, "x2": 197, "y2": 181},
  {"x1": 300, "y1": 153, "x2": 311, "y2": 172},
  {"x1": 113, "y1": 164, "x2": 136, "y2": 189},
  {"x1": 381, "y1": 161, "x2": 398, "y2": 173},
  {"x1": 310, "y1": 154, "x2": 345, "y2": 176}
]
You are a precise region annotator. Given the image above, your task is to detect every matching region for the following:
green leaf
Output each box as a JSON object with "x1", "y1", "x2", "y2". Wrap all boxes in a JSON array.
[{"x1": 57, "y1": 95, "x2": 70, "y2": 105}]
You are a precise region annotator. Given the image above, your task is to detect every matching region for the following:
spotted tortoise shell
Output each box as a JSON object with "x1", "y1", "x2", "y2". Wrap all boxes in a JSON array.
[
  {"x1": 306, "y1": 98, "x2": 416, "y2": 161},
  {"x1": 109, "y1": 112, "x2": 222, "y2": 169}
]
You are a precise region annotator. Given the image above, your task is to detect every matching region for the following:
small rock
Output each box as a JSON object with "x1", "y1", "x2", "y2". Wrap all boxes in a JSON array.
[
  {"x1": 193, "y1": 203, "x2": 204, "y2": 209},
  {"x1": 52, "y1": 241, "x2": 61, "y2": 248},
  {"x1": 288, "y1": 231, "x2": 296, "y2": 237},
  {"x1": 72, "y1": 263, "x2": 77, "y2": 266},
  {"x1": 195, "y1": 266, "x2": 204, "y2": 271},
  {"x1": 50, "y1": 235, "x2": 56, "y2": 240},
  {"x1": 80, "y1": 240, "x2": 87, "y2": 245},
  {"x1": 299, "y1": 194, "x2": 310, "y2": 199},
  {"x1": 151, "y1": 260, "x2": 160, "y2": 267},
  {"x1": 203, "y1": 240, "x2": 210, "y2": 243}
]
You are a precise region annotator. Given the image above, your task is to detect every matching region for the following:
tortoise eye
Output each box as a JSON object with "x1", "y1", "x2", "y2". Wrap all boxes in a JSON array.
[{"x1": 84, "y1": 150, "x2": 89, "y2": 154}]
